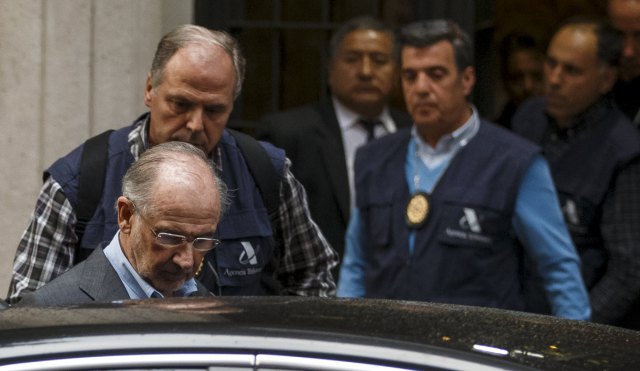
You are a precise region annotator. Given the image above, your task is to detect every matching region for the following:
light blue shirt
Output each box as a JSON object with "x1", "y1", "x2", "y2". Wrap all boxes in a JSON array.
[
  {"x1": 103, "y1": 232, "x2": 199, "y2": 299},
  {"x1": 406, "y1": 108, "x2": 480, "y2": 254},
  {"x1": 337, "y1": 110, "x2": 591, "y2": 321}
]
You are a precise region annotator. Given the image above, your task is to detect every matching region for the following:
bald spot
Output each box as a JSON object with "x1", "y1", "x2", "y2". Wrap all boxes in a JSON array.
[{"x1": 149, "y1": 153, "x2": 221, "y2": 224}]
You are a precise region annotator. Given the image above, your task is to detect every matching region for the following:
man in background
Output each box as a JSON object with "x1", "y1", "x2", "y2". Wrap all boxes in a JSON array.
[
  {"x1": 495, "y1": 32, "x2": 544, "y2": 128},
  {"x1": 259, "y1": 16, "x2": 412, "y2": 276},
  {"x1": 609, "y1": 0, "x2": 640, "y2": 125},
  {"x1": 512, "y1": 19, "x2": 640, "y2": 329}
]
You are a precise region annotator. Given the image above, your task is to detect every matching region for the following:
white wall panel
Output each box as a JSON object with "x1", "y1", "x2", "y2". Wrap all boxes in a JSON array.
[
  {"x1": 92, "y1": 0, "x2": 161, "y2": 134},
  {"x1": 0, "y1": 0, "x2": 45, "y2": 301},
  {"x1": 42, "y1": 0, "x2": 92, "y2": 164},
  {"x1": 0, "y1": 0, "x2": 193, "y2": 299}
]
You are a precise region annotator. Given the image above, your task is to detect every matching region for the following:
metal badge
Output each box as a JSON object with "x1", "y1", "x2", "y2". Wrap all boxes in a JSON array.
[{"x1": 405, "y1": 191, "x2": 430, "y2": 228}]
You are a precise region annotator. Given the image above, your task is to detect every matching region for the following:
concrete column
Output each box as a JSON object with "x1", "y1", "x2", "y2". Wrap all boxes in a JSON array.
[{"x1": 0, "y1": 0, "x2": 193, "y2": 298}]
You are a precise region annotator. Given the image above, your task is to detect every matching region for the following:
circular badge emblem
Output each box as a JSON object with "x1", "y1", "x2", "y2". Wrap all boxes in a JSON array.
[{"x1": 405, "y1": 191, "x2": 430, "y2": 228}]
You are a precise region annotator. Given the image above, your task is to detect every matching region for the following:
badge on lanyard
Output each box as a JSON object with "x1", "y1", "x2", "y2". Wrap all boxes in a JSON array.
[{"x1": 405, "y1": 191, "x2": 430, "y2": 228}]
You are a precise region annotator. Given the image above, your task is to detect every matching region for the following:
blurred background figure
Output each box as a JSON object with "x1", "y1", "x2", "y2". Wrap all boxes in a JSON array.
[
  {"x1": 258, "y1": 16, "x2": 412, "y2": 278},
  {"x1": 495, "y1": 32, "x2": 544, "y2": 128},
  {"x1": 608, "y1": 0, "x2": 640, "y2": 125},
  {"x1": 512, "y1": 18, "x2": 640, "y2": 329}
]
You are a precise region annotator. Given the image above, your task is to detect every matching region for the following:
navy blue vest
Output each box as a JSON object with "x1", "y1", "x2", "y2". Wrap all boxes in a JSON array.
[
  {"x1": 513, "y1": 97, "x2": 640, "y2": 288},
  {"x1": 47, "y1": 125, "x2": 134, "y2": 251},
  {"x1": 47, "y1": 115, "x2": 285, "y2": 295},
  {"x1": 355, "y1": 122, "x2": 538, "y2": 310}
]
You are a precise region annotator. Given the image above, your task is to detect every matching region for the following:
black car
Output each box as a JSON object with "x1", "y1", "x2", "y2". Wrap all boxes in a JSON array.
[{"x1": 0, "y1": 297, "x2": 638, "y2": 370}]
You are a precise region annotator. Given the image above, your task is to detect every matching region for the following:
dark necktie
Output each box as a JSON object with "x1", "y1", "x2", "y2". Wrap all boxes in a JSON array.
[{"x1": 359, "y1": 118, "x2": 382, "y2": 142}]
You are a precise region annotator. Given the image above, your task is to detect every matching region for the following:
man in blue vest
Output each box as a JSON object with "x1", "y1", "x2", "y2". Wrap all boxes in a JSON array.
[
  {"x1": 18, "y1": 142, "x2": 224, "y2": 306},
  {"x1": 8, "y1": 25, "x2": 337, "y2": 304},
  {"x1": 512, "y1": 19, "x2": 640, "y2": 329},
  {"x1": 337, "y1": 19, "x2": 590, "y2": 321}
]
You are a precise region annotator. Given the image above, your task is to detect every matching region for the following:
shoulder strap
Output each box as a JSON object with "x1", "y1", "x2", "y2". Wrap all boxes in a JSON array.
[
  {"x1": 227, "y1": 129, "x2": 280, "y2": 218},
  {"x1": 227, "y1": 129, "x2": 283, "y2": 294},
  {"x1": 75, "y1": 129, "x2": 114, "y2": 262}
]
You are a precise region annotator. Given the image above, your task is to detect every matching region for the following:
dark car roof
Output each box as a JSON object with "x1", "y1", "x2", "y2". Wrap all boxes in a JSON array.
[{"x1": 0, "y1": 297, "x2": 638, "y2": 370}]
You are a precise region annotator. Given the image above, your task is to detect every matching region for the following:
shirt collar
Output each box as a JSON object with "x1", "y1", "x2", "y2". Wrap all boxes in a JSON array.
[
  {"x1": 129, "y1": 112, "x2": 223, "y2": 172},
  {"x1": 331, "y1": 96, "x2": 395, "y2": 132},
  {"x1": 545, "y1": 95, "x2": 613, "y2": 140},
  {"x1": 127, "y1": 114, "x2": 148, "y2": 161},
  {"x1": 103, "y1": 231, "x2": 199, "y2": 299},
  {"x1": 412, "y1": 104, "x2": 480, "y2": 156}
]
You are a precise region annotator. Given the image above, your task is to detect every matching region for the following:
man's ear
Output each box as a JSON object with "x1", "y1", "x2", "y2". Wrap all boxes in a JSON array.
[
  {"x1": 599, "y1": 66, "x2": 618, "y2": 95},
  {"x1": 117, "y1": 196, "x2": 134, "y2": 234},
  {"x1": 461, "y1": 66, "x2": 476, "y2": 98},
  {"x1": 144, "y1": 73, "x2": 154, "y2": 108}
]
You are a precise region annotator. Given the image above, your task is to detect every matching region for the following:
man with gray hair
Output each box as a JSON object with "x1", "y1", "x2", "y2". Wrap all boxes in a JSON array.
[
  {"x1": 9, "y1": 24, "x2": 337, "y2": 303},
  {"x1": 19, "y1": 142, "x2": 226, "y2": 306},
  {"x1": 338, "y1": 19, "x2": 590, "y2": 321}
]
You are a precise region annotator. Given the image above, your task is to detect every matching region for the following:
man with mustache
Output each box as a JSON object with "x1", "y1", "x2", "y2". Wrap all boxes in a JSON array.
[
  {"x1": 8, "y1": 25, "x2": 337, "y2": 304},
  {"x1": 18, "y1": 142, "x2": 226, "y2": 306},
  {"x1": 512, "y1": 19, "x2": 640, "y2": 329},
  {"x1": 258, "y1": 16, "x2": 412, "y2": 278},
  {"x1": 337, "y1": 20, "x2": 590, "y2": 321}
]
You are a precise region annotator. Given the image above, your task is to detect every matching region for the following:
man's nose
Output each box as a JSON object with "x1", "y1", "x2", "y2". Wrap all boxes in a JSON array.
[
  {"x1": 623, "y1": 35, "x2": 637, "y2": 59},
  {"x1": 173, "y1": 244, "x2": 195, "y2": 271},
  {"x1": 359, "y1": 56, "x2": 373, "y2": 77},
  {"x1": 545, "y1": 66, "x2": 561, "y2": 86},
  {"x1": 523, "y1": 75, "x2": 537, "y2": 94},
  {"x1": 414, "y1": 72, "x2": 432, "y2": 93},
  {"x1": 186, "y1": 107, "x2": 205, "y2": 132}
]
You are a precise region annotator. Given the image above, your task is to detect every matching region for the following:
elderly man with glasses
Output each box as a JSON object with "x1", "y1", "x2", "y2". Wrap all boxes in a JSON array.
[{"x1": 17, "y1": 141, "x2": 227, "y2": 306}]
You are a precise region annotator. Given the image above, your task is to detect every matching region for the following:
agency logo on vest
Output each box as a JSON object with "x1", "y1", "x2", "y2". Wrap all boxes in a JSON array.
[
  {"x1": 459, "y1": 208, "x2": 482, "y2": 233},
  {"x1": 239, "y1": 241, "x2": 259, "y2": 265},
  {"x1": 562, "y1": 199, "x2": 580, "y2": 226},
  {"x1": 222, "y1": 241, "x2": 262, "y2": 279},
  {"x1": 444, "y1": 207, "x2": 493, "y2": 244}
]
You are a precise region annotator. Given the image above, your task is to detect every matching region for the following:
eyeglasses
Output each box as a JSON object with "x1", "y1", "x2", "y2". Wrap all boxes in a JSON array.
[{"x1": 131, "y1": 201, "x2": 220, "y2": 252}]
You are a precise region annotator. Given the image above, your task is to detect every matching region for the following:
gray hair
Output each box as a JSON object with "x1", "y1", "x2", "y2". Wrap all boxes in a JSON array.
[
  {"x1": 397, "y1": 19, "x2": 474, "y2": 72},
  {"x1": 150, "y1": 24, "x2": 246, "y2": 99},
  {"x1": 121, "y1": 141, "x2": 230, "y2": 216}
]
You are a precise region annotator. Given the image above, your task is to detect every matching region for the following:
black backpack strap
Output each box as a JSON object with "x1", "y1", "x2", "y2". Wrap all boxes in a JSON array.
[
  {"x1": 227, "y1": 129, "x2": 283, "y2": 294},
  {"x1": 74, "y1": 129, "x2": 114, "y2": 263},
  {"x1": 228, "y1": 130, "x2": 280, "y2": 218}
]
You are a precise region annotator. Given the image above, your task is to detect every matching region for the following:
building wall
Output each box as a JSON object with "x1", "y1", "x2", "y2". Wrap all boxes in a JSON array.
[{"x1": 0, "y1": 0, "x2": 193, "y2": 298}]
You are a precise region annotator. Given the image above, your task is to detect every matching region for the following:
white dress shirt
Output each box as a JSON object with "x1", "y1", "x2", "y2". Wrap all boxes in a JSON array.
[{"x1": 332, "y1": 96, "x2": 399, "y2": 209}]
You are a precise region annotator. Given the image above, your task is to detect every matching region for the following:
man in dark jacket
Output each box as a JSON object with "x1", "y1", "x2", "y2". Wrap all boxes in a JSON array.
[
  {"x1": 19, "y1": 142, "x2": 223, "y2": 306},
  {"x1": 512, "y1": 18, "x2": 640, "y2": 329},
  {"x1": 259, "y1": 17, "x2": 412, "y2": 276},
  {"x1": 609, "y1": 0, "x2": 640, "y2": 125}
]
